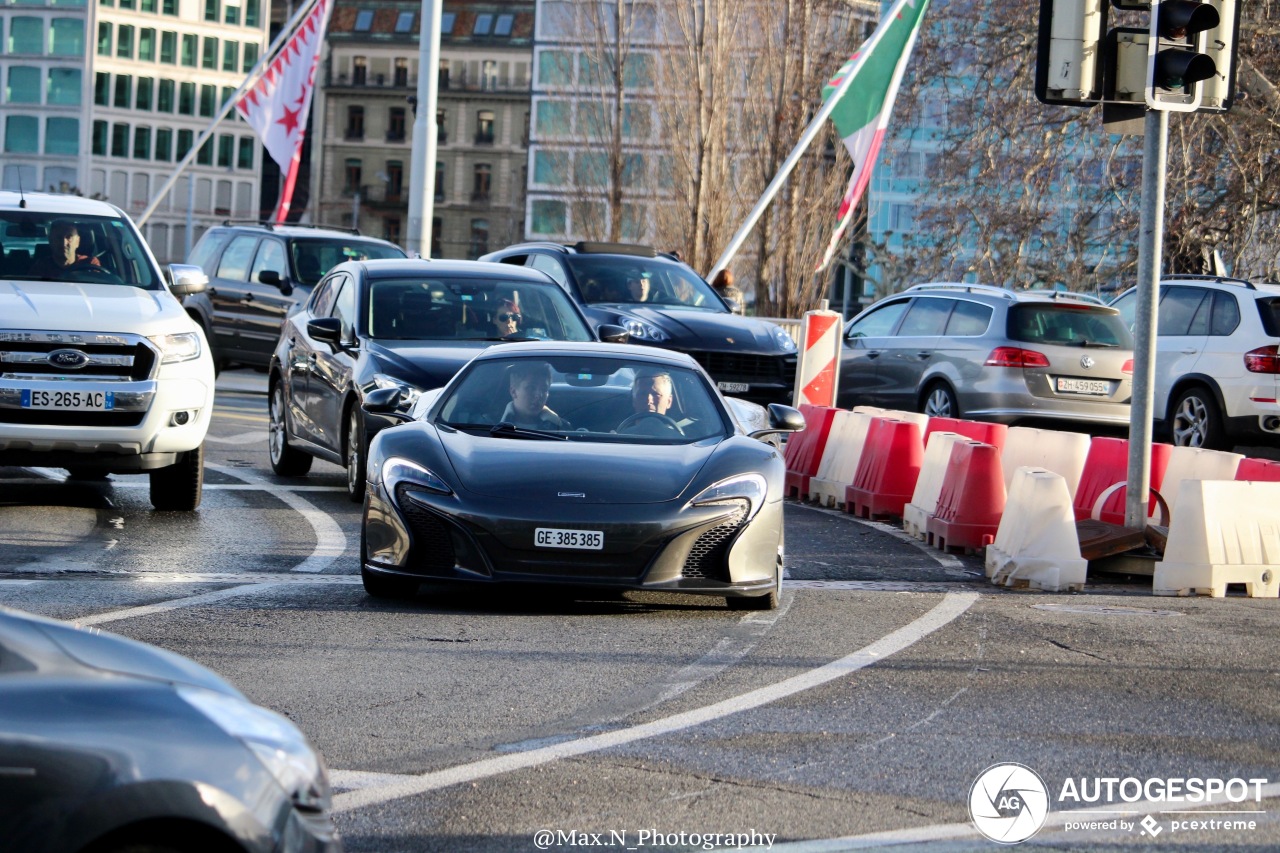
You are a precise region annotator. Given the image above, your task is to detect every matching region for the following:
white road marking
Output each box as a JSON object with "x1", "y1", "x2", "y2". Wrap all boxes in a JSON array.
[
  {"x1": 792, "y1": 503, "x2": 965, "y2": 569},
  {"x1": 75, "y1": 583, "x2": 281, "y2": 626},
  {"x1": 205, "y1": 431, "x2": 268, "y2": 445},
  {"x1": 766, "y1": 782, "x2": 1280, "y2": 850},
  {"x1": 331, "y1": 592, "x2": 979, "y2": 813}
]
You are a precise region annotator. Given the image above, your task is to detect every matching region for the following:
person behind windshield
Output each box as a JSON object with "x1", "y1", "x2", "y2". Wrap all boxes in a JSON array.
[
  {"x1": 626, "y1": 273, "x2": 651, "y2": 302},
  {"x1": 492, "y1": 298, "x2": 522, "y2": 337},
  {"x1": 32, "y1": 220, "x2": 101, "y2": 279},
  {"x1": 632, "y1": 370, "x2": 674, "y2": 417},
  {"x1": 500, "y1": 361, "x2": 569, "y2": 429}
]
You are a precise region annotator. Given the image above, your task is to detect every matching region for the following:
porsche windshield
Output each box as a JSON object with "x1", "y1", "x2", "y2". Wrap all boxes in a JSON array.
[
  {"x1": 564, "y1": 256, "x2": 723, "y2": 310},
  {"x1": 0, "y1": 212, "x2": 162, "y2": 289},
  {"x1": 436, "y1": 355, "x2": 730, "y2": 443}
]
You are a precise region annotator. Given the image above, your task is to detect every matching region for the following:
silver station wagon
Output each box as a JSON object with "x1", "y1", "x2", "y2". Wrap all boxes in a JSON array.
[{"x1": 836, "y1": 283, "x2": 1134, "y2": 427}]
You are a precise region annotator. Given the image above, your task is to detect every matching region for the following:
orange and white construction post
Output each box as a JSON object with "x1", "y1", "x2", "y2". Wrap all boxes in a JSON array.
[{"x1": 793, "y1": 300, "x2": 843, "y2": 408}]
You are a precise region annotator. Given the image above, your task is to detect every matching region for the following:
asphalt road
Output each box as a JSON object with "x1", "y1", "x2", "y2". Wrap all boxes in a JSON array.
[{"x1": 2, "y1": 368, "x2": 1278, "y2": 852}]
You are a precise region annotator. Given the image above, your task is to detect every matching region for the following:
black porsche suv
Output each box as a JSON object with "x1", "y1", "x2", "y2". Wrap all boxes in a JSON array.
[{"x1": 480, "y1": 242, "x2": 798, "y2": 405}]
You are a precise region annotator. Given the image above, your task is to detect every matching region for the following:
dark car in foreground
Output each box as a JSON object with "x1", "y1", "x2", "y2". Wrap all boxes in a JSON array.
[
  {"x1": 480, "y1": 242, "x2": 798, "y2": 404},
  {"x1": 0, "y1": 607, "x2": 339, "y2": 853},
  {"x1": 269, "y1": 259, "x2": 621, "y2": 501},
  {"x1": 186, "y1": 222, "x2": 406, "y2": 369},
  {"x1": 359, "y1": 342, "x2": 805, "y2": 610}
]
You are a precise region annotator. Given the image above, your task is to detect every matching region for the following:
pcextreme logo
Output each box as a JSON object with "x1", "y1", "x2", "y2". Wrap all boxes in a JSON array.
[{"x1": 969, "y1": 763, "x2": 1051, "y2": 844}]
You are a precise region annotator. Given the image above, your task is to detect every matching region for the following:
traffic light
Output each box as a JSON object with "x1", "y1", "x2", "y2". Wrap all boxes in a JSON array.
[
  {"x1": 1035, "y1": 0, "x2": 1105, "y2": 107},
  {"x1": 1145, "y1": 0, "x2": 1233, "y2": 111}
]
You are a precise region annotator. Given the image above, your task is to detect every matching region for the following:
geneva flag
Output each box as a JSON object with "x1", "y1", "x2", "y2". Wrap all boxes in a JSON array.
[{"x1": 817, "y1": 0, "x2": 930, "y2": 271}]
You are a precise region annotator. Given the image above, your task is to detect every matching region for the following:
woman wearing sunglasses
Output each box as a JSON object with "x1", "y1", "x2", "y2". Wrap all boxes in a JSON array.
[{"x1": 492, "y1": 298, "x2": 522, "y2": 337}]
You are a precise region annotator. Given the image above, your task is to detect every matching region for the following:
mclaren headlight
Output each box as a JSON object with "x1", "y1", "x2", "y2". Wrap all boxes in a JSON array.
[
  {"x1": 177, "y1": 686, "x2": 327, "y2": 810},
  {"x1": 769, "y1": 323, "x2": 798, "y2": 353},
  {"x1": 374, "y1": 456, "x2": 452, "y2": 495},
  {"x1": 689, "y1": 473, "x2": 767, "y2": 521},
  {"x1": 622, "y1": 318, "x2": 668, "y2": 342},
  {"x1": 148, "y1": 331, "x2": 203, "y2": 363},
  {"x1": 371, "y1": 373, "x2": 426, "y2": 410}
]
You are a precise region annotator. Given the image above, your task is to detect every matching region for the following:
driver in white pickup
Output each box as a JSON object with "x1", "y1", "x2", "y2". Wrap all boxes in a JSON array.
[{"x1": 32, "y1": 220, "x2": 101, "y2": 279}]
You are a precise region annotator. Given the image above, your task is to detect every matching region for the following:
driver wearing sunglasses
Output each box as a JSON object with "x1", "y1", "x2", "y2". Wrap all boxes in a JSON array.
[{"x1": 492, "y1": 298, "x2": 522, "y2": 337}]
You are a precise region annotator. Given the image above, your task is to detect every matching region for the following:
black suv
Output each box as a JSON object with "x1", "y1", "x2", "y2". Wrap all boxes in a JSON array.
[
  {"x1": 185, "y1": 222, "x2": 406, "y2": 369},
  {"x1": 480, "y1": 242, "x2": 798, "y2": 404}
]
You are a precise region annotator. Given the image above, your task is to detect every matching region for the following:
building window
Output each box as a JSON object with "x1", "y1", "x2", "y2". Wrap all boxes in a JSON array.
[
  {"x1": 156, "y1": 127, "x2": 172, "y2": 161},
  {"x1": 223, "y1": 2, "x2": 239, "y2": 24},
  {"x1": 163, "y1": 0, "x2": 177, "y2": 13},
  {"x1": 468, "y1": 219, "x2": 489, "y2": 259},
  {"x1": 385, "y1": 160, "x2": 402, "y2": 203},
  {"x1": 202, "y1": 36, "x2": 217, "y2": 69},
  {"x1": 384, "y1": 217, "x2": 401, "y2": 244},
  {"x1": 116, "y1": 24, "x2": 134, "y2": 58},
  {"x1": 352, "y1": 56, "x2": 367, "y2": 85},
  {"x1": 440, "y1": 13, "x2": 455, "y2": 34},
  {"x1": 178, "y1": 81, "x2": 194, "y2": 114},
  {"x1": 7, "y1": 66, "x2": 41, "y2": 104},
  {"x1": 473, "y1": 13, "x2": 492, "y2": 35},
  {"x1": 472, "y1": 163, "x2": 491, "y2": 202},
  {"x1": 120, "y1": 0, "x2": 135, "y2": 9},
  {"x1": 354, "y1": 9, "x2": 373, "y2": 31},
  {"x1": 177, "y1": 128, "x2": 193, "y2": 159},
  {"x1": 199, "y1": 84, "x2": 216, "y2": 117},
  {"x1": 94, "y1": 71, "x2": 110, "y2": 106},
  {"x1": 92, "y1": 120, "x2": 109, "y2": 156},
  {"x1": 481, "y1": 60, "x2": 498, "y2": 91},
  {"x1": 387, "y1": 107, "x2": 405, "y2": 142},
  {"x1": 475, "y1": 110, "x2": 494, "y2": 145},
  {"x1": 395, "y1": 12, "x2": 414, "y2": 33},
  {"x1": 136, "y1": 76, "x2": 153, "y2": 110},
  {"x1": 346, "y1": 106, "x2": 364, "y2": 140},
  {"x1": 434, "y1": 161, "x2": 444, "y2": 202},
  {"x1": 157, "y1": 78, "x2": 174, "y2": 111},
  {"x1": 160, "y1": 31, "x2": 176, "y2": 63},
  {"x1": 394, "y1": 57, "x2": 408, "y2": 87},
  {"x1": 533, "y1": 150, "x2": 569, "y2": 185},
  {"x1": 531, "y1": 199, "x2": 566, "y2": 235},
  {"x1": 141, "y1": 0, "x2": 156, "y2": 12},
  {"x1": 223, "y1": 40, "x2": 237, "y2": 71},
  {"x1": 242, "y1": 42, "x2": 258, "y2": 72},
  {"x1": 113, "y1": 74, "x2": 132, "y2": 107},
  {"x1": 217, "y1": 133, "x2": 233, "y2": 167},
  {"x1": 203, "y1": 0, "x2": 218, "y2": 22},
  {"x1": 111, "y1": 122, "x2": 129, "y2": 157},
  {"x1": 197, "y1": 136, "x2": 214, "y2": 166},
  {"x1": 10, "y1": 17, "x2": 42, "y2": 55},
  {"x1": 4, "y1": 116, "x2": 37, "y2": 153},
  {"x1": 133, "y1": 126, "x2": 151, "y2": 159},
  {"x1": 138, "y1": 27, "x2": 155, "y2": 61},
  {"x1": 245, "y1": 0, "x2": 259, "y2": 27},
  {"x1": 238, "y1": 136, "x2": 254, "y2": 168},
  {"x1": 97, "y1": 21, "x2": 112, "y2": 55},
  {"x1": 438, "y1": 59, "x2": 449, "y2": 89},
  {"x1": 181, "y1": 33, "x2": 196, "y2": 66},
  {"x1": 49, "y1": 70, "x2": 83, "y2": 108},
  {"x1": 437, "y1": 108, "x2": 447, "y2": 143},
  {"x1": 344, "y1": 158, "x2": 362, "y2": 195},
  {"x1": 495, "y1": 14, "x2": 513, "y2": 36},
  {"x1": 50, "y1": 18, "x2": 85, "y2": 56},
  {"x1": 431, "y1": 216, "x2": 442, "y2": 258}
]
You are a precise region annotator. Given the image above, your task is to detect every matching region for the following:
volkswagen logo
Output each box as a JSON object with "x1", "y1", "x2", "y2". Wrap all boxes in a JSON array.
[
  {"x1": 1079, "y1": 356, "x2": 1095, "y2": 370},
  {"x1": 48, "y1": 349, "x2": 89, "y2": 370}
]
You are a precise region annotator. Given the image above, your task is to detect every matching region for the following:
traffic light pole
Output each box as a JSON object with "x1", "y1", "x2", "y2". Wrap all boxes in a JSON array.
[{"x1": 1125, "y1": 107, "x2": 1168, "y2": 530}]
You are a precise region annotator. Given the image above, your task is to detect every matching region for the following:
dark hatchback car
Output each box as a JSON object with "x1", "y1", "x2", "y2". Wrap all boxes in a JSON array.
[
  {"x1": 0, "y1": 607, "x2": 339, "y2": 853},
  {"x1": 359, "y1": 343, "x2": 804, "y2": 609},
  {"x1": 186, "y1": 222, "x2": 406, "y2": 369},
  {"x1": 269, "y1": 258, "x2": 620, "y2": 501},
  {"x1": 479, "y1": 242, "x2": 798, "y2": 404}
]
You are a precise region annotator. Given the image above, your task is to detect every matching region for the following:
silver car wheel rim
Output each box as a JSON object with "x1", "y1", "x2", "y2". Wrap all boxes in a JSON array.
[
  {"x1": 269, "y1": 387, "x2": 285, "y2": 462},
  {"x1": 926, "y1": 389, "x2": 951, "y2": 418},
  {"x1": 1174, "y1": 397, "x2": 1207, "y2": 447},
  {"x1": 347, "y1": 409, "x2": 360, "y2": 492}
]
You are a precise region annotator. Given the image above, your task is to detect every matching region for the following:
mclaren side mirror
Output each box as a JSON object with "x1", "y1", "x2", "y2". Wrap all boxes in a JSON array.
[{"x1": 749, "y1": 403, "x2": 806, "y2": 441}]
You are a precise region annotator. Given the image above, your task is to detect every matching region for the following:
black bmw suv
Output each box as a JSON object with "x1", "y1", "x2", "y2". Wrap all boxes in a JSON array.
[
  {"x1": 480, "y1": 242, "x2": 798, "y2": 404},
  {"x1": 185, "y1": 221, "x2": 406, "y2": 369}
]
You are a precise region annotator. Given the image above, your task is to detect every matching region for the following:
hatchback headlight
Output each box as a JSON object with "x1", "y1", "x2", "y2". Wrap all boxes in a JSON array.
[
  {"x1": 622, "y1": 318, "x2": 668, "y2": 342},
  {"x1": 372, "y1": 373, "x2": 425, "y2": 410},
  {"x1": 376, "y1": 456, "x2": 452, "y2": 495},
  {"x1": 148, "y1": 331, "x2": 202, "y2": 363},
  {"x1": 177, "y1": 686, "x2": 326, "y2": 810},
  {"x1": 689, "y1": 473, "x2": 767, "y2": 520},
  {"x1": 769, "y1": 324, "x2": 798, "y2": 353}
]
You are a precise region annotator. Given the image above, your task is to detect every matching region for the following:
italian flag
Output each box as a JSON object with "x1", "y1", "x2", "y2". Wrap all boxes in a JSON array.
[{"x1": 817, "y1": 0, "x2": 931, "y2": 271}]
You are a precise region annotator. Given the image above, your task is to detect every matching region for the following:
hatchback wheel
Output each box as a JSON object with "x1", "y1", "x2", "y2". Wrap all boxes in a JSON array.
[
  {"x1": 1171, "y1": 387, "x2": 1226, "y2": 449},
  {"x1": 346, "y1": 405, "x2": 367, "y2": 503},
  {"x1": 922, "y1": 383, "x2": 959, "y2": 419},
  {"x1": 268, "y1": 382, "x2": 313, "y2": 476}
]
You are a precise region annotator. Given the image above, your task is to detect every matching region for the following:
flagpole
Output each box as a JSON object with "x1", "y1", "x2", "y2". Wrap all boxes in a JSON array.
[
  {"x1": 704, "y1": 0, "x2": 918, "y2": 283},
  {"x1": 275, "y1": 133, "x2": 306, "y2": 221},
  {"x1": 136, "y1": 0, "x2": 322, "y2": 227}
]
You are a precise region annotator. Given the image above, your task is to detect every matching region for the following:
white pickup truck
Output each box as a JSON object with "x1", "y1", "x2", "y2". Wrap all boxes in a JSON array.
[{"x1": 0, "y1": 193, "x2": 214, "y2": 510}]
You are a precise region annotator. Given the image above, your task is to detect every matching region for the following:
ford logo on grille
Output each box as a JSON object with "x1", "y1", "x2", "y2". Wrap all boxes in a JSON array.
[
  {"x1": 48, "y1": 349, "x2": 90, "y2": 369},
  {"x1": 1080, "y1": 356, "x2": 1095, "y2": 369}
]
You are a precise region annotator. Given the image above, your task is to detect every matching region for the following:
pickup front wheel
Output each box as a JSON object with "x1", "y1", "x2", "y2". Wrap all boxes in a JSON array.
[{"x1": 150, "y1": 443, "x2": 204, "y2": 511}]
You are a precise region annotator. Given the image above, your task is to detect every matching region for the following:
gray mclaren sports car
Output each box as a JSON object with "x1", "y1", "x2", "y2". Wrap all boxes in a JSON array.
[{"x1": 360, "y1": 342, "x2": 805, "y2": 609}]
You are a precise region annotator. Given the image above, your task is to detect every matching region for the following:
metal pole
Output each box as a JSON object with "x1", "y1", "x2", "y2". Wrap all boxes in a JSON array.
[
  {"x1": 1125, "y1": 108, "x2": 1167, "y2": 529},
  {"x1": 184, "y1": 174, "x2": 195, "y2": 258},
  {"x1": 137, "y1": 0, "x2": 321, "y2": 226},
  {"x1": 406, "y1": 0, "x2": 442, "y2": 258}
]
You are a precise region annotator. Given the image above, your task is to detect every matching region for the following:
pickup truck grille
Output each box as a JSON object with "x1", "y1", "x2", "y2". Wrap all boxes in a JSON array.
[{"x1": 0, "y1": 334, "x2": 157, "y2": 381}]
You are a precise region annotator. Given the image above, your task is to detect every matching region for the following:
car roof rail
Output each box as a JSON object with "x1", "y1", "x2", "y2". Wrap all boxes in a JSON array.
[
  {"x1": 572, "y1": 241, "x2": 657, "y2": 258},
  {"x1": 506, "y1": 241, "x2": 570, "y2": 253},
  {"x1": 1160, "y1": 273, "x2": 1256, "y2": 290},
  {"x1": 1034, "y1": 290, "x2": 1107, "y2": 305},
  {"x1": 902, "y1": 282, "x2": 1017, "y2": 300},
  {"x1": 219, "y1": 219, "x2": 364, "y2": 236}
]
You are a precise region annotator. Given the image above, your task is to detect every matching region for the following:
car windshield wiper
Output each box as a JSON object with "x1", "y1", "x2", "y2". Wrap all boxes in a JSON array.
[
  {"x1": 1076, "y1": 339, "x2": 1119, "y2": 348},
  {"x1": 488, "y1": 422, "x2": 568, "y2": 441},
  {"x1": 471, "y1": 335, "x2": 540, "y2": 342}
]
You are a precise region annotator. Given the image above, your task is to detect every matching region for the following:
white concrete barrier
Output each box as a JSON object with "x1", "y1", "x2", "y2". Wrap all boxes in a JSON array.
[
  {"x1": 903, "y1": 431, "x2": 965, "y2": 540},
  {"x1": 807, "y1": 410, "x2": 859, "y2": 503},
  {"x1": 986, "y1": 467, "x2": 1088, "y2": 593},
  {"x1": 1155, "y1": 446, "x2": 1243, "y2": 523},
  {"x1": 808, "y1": 411, "x2": 879, "y2": 508},
  {"x1": 877, "y1": 410, "x2": 930, "y2": 433},
  {"x1": 1153, "y1": 480, "x2": 1280, "y2": 598},
  {"x1": 1000, "y1": 426, "x2": 1090, "y2": 500}
]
